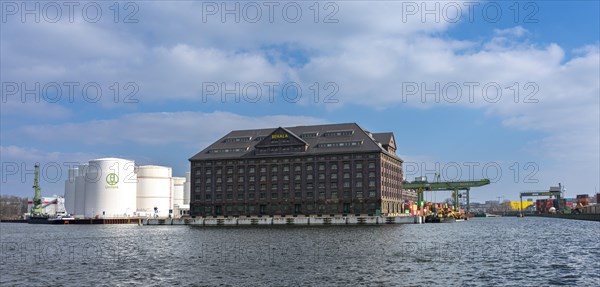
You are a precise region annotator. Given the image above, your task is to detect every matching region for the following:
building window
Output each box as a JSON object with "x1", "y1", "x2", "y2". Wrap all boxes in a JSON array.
[
  {"x1": 330, "y1": 182, "x2": 338, "y2": 189},
  {"x1": 283, "y1": 165, "x2": 290, "y2": 172},
  {"x1": 369, "y1": 172, "x2": 375, "y2": 178},
  {"x1": 319, "y1": 164, "x2": 325, "y2": 171},
  {"x1": 343, "y1": 182, "x2": 350, "y2": 188},
  {"x1": 343, "y1": 173, "x2": 350, "y2": 179},
  {"x1": 238, "y1": 168, "x2": 245, "y2": 174},
  {"x1": 368, "y1": 162, "x2": 376, "y2": 169},
  {"x1": 356, "y1": 173, "x2": 363, "y2": 179},
  {"x1": 343, "y1": 163, "x2": 350, "y2": 170},
  {"x1": 227, "y1": 176, "x2": 233, "y2": 183},
  {"x1": 306, "y1": 165, "x2": 313, "y2": 171},
  {"x1": 356, "y1": 182, "x2": 363, "y2": 188},
  {"x1": 315, "y1": 141, "x2": 363, "y2": 148},
  {"x1": 260, "y1": 167, "x2": 267, "y2": 173},
  {"x1": 260, "y1": 176, "x2": 266, "y2": 182},
  {"x1": 331, "y1": 173, "x2": 338, "y2": 179},
  {"x1": 319, "y1": 173, "x2": 325, "y2": 180},
  {"x1": 319, "y1": 192, "x2": 325, "y2": 198},
  {"x1": 322, "y1": 130, "x2": 354, "y2": 137},
  {"x1": 271, "y1": 193, "x2": 278, "y2": 199},
  {"x1": 271, "y1": 166, "x2": 278, "y2": 172},
  {"x1": 216, "y1": 186, "x2": 222, "y2": 192},
  {"x1": 369, "y1": 191, "x2": 376, "y2": 197},
  {"x1": 249, "y1": 176, "x2": 255, "y2": 182},
  {"x1": 238, "y1": 177, "x2": 244, "y2": 183},
  {"x1": 227, "y1": 185, "x2": 233, "y2": 192},
  {"x1": 295, "y1": 192, "x2": 301, "y2": 198},
  {"x1": 215, "y1": 169, "x2": 221, "y2": 175},
  {"x1": 294, "y1": 165, "x2": 301, "y2": 172},
  {"x1": 272, "y1": 175, "x2": 278, "y2": 181},
  {"x1": 294, "y1": 175, "x2": 301, "y2": 181},
  {"x1": 237, "y1": 193, "x2": 244, "y2": 200},
  {"x1": 307, "y1": 192, "x2": 314, "y2": 198},
  {"x1": 356, "y1": 163, "x2": 363, "y2": 169},
  {"x1": 223, "y1": 137, "x2": 252, "y2": 143},
  {"x1": 369, "y1": 180, "x2": 376, "y2": 187},
  {"x1": 306, "y1": 174, "x2": 313, "y2": 180},
  {"x1": 260, "y1": 184, "x2": 266, "y2": 191}
]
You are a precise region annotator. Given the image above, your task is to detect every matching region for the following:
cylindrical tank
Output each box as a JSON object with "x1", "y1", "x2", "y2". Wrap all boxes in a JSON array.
[
  {"x1": 184, "y1": 171, "x2": 191, "y2": 205},
  {"x1": 136, "y1": 165, "x2": 172, "y2": 217},
  {"x1": 84, "y1": 158, "x2": 137, "y2": 218},
  {"x1": 64, "y1": 167, "x2": 78, "y2": 214},
  {"x1": 74, "y1": 164, "x2": 88, "y2": 217},
  {"x1": 172, "y1": 177, "x2": 186, "y2": 208}
]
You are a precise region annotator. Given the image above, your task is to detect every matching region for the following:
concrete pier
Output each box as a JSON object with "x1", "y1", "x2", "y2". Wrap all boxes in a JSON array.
[{"x1": 144, "y1": 215, "x2": 418, "y2": 226}]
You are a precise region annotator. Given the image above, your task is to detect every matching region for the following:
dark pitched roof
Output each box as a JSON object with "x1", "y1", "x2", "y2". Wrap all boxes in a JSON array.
[{"x1": 189, "y1": 123, "x2": 401, "y2": 161}]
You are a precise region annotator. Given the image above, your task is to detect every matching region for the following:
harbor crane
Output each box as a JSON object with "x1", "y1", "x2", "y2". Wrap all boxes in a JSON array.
[
  {"x1": 403, "y1": 177, "x2": 491, "y2": 213},
  {"x1": 30, "y1": 164, "x2": 44, "y2": 216}
]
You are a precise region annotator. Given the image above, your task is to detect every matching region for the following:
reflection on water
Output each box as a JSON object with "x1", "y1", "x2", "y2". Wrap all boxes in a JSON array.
[{"x1": 1, "y1": 217, "x2": 599, "y2": 286}]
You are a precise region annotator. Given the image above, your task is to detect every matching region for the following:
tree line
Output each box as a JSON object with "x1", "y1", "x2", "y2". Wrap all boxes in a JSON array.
[{"x1": 0, "y1": 195, "x2": 28, "y2": 220}]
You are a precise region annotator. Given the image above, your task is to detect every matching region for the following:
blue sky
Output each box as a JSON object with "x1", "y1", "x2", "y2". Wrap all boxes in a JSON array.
[{"x1": 1, "y1": 1, "x2": 599, "y2": 202}]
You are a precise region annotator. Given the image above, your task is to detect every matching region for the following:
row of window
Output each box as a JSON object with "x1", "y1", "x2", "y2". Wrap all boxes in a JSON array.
[
  {"x1": 315, "y1": 141, "x2": 363, "y2": 148},
  {"x1": 222, "y1": 137, "x2": 252, "y2": 143},
  {"x1": 199, "y1": 161, "x2": 378, "y2": 176},
  {"x1": 195, "y1": 153, "x2": 379, "y2": 167},
  {"x1": 208, "y1": 147, "x2": 249, "y2": 154},
  {"x1": 201, "y1": 179, "x2": 378, "y2": 191},
  {"x1": 200, "y1": 190, "x2": 378, "y2": 200},
  {"x1": 202, "y1": 171, "x2": 378, "y2": 182}
]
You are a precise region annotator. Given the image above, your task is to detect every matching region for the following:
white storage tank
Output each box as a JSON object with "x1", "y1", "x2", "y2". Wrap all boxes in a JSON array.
[
  {"x1": 136, "y1": 165, "x2": 172, "y2": 217},
  {"x1": 74, "y1": 164, "x2": 88, "y2": 217},
  {"x1": 84, "y1": 158, "x2": 137, "y2": 218},
  {"x1": 63, "y1": 167, "x2": 78, "y2": 214},
  {"x1": 172, "y1": 177, "x2": 186, "y2": 208},
  {"x1": 184, "y1": 171, "x2": 191, "y2": 205}
]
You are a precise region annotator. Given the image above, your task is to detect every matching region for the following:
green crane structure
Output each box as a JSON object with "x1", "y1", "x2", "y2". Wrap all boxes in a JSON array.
[
  {"x1": 30, "y1": 164, "x2": 44, "y2": 216},
  {"x1": 403, "y1": 179, "x2": 491, "y2": 213},
  {"x1": 519, "y1": 185, "x2": 563, "y2": 216}
]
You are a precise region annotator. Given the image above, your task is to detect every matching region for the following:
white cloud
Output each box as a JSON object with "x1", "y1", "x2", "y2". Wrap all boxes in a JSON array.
[{"x1": 11, "y1": 111, "x2": 327, "y2": 147}]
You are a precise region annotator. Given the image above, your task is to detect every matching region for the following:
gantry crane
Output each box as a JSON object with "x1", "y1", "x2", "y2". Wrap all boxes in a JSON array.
[{"x1": 403, "y1": 178, "x2": 491, "y2": 213}]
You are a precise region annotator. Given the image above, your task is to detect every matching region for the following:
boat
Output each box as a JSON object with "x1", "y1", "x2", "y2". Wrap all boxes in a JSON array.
[
  {"x1": 425, "y1": 214, "x2": 457, "y2": 223},
  {"x1": 28, "y1": 214, "x2": 75, "y2": 224}
]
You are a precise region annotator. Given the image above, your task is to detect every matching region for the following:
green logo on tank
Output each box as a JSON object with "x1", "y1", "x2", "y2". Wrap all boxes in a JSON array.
[{"x1": 106, "y1": 173, "x2": 119, "y2": 186}]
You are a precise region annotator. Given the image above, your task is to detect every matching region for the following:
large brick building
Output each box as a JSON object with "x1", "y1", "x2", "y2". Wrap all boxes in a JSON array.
[{"x1": 189, "y1": 123, "x2": 405, "y2": 217}]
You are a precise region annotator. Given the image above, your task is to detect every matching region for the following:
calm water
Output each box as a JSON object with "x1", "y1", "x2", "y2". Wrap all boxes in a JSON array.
[{"x1": 1, "y1": 217, "x2": 599, "y2": 286}]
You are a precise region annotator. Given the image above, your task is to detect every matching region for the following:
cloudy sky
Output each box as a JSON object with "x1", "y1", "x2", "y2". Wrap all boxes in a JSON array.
[{"x1": 1, "y1": 1, "x2": 598, "y2": 201}]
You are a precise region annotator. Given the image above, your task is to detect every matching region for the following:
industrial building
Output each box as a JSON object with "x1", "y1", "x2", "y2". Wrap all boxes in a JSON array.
[
  {"x1": 63, "y1": 158, "x2": 190, "y2": 218},
  {"x1": 189, "y1": 123, "x2": 405, "y2": 217}
]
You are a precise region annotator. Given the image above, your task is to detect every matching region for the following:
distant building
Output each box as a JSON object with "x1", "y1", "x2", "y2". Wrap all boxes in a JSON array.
[{"x1": 189, "y1": 123, "x2": 405, "y2": 217}]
